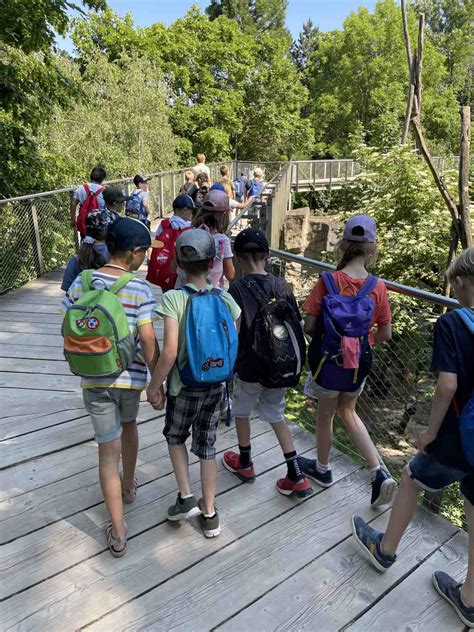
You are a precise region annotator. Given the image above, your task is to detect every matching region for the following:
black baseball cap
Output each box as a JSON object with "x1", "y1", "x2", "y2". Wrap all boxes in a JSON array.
[
  {"x1": 234, "y1": 228, "x2": 269, "y2": 253},
  {"x1": 103, "y1": 187, "x2": 131, "y2": 206},
  {"x1": 133, "y1": 174, "x2": 150, "y2": 187},
  {"x1": 173, "y1": 194, "x2": 195, "y2": 210},
  {"x1": 107, "y1": 217, "x2": 151, "y2": 251}
]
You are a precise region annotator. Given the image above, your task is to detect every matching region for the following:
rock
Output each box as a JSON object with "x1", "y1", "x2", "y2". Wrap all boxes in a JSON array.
[
  {"x1": 304, "y1": 216, "x2": 339, "y2": 259},
  {"x1": 283, "y1": 208, "x2": 309, "y2": 254}
]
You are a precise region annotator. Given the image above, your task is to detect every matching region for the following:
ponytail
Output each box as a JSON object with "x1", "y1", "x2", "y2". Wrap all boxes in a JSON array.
[{"x1": 78, "y1": 238, "x2": 108, "y2": 271}]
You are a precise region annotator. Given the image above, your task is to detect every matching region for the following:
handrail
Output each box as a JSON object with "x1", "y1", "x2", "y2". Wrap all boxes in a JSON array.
[{"x1": 269, "y1": 247, "x2": 459, "y2": 309}]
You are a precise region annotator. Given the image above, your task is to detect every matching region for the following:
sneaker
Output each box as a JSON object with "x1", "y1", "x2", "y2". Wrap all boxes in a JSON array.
[
  {"x1": 432, "y1": 571, "x2": 474, "y2": 628},
  {"x1": 276, "y1": 475, "x2": 313, "y2": 498},
  {"x1": 297, "y1": 456, "x2": 333, "y2": 487},
  {"x1": 167, "y1": 493, "x2": 200, "y2": 521},
  {"x1": 351, "y1": 515, "x2": 396, "y2": 572},
  {"x1": 371, "y1": 468, "x2": 397, "y2": 507},
  {"x1": 223, "y1": 451, "x2": 256, "y2": 483},
  {"x1": 198, "y1": 498, "x2": 221, "y2": 538}
]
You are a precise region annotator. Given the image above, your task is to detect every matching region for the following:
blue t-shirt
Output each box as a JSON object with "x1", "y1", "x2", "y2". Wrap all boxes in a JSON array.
[
  {"x1": 61, "y1": 243, "x2": 110, "y2": 292},
  {"x1": 428, "y1": 309, "x2": 474, "y2": 471}
]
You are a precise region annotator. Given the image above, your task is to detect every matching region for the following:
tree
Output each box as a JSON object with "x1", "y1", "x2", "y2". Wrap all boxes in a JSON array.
[
  {"x1": 291, "y1": 19, "x2": 319, "y2": 75},
  {"x1": 206, "y1": 0, "x2": 289, "y2": 35}
]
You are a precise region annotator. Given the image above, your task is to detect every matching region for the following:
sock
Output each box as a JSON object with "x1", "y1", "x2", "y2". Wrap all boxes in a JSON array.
[
  {"x1": 180, "y1": 493, "x2": 193, "y2": 500},
  {"x1": 316, "y1": 460, "x2": 329, "y2": 474},
  {"x1": 203, "y1": 512, "x2": 216, "y2": 519},
  {"x1": 370, "y1": 465, "x2": 381, "y2": 480},
  {"x1": 284, "y1": 451, "x2": 303, "y2": 482},
  {"x1": 239, "y1": 444, "x2": 251, "y2": 468}
]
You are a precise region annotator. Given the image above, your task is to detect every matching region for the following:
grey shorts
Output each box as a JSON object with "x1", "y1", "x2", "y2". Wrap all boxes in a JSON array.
[
  {"x1": 233, "y1": 377, "x2": 286, "y2": 423},
  {"x1": 303, "y1": 372, "x2": 366, "y2": 400},
  {"x1": 83, "y1": 387, "x2": 141, "y2": 444}
]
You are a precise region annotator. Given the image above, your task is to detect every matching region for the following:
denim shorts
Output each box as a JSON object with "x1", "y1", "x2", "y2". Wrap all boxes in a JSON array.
[
  {"x1": 303, "y1": 372, "x2": 366, "y2": 400},
  {"x1": 83, "y1": 387, "x2": 141, "y2": 444},
  {"x1": 407, "y1": 451, "x2": 474, "y2": 505},
  {"x1": 232, "y1": 377, "x2": 286, "y2": 423}
]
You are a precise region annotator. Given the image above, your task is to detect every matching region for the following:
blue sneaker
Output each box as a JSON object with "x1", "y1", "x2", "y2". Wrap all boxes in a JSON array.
[
  {"x1": 433, "y1": 571, "x2": 474, "y2": 628},
  {"x1": 297, "y1": 456, "x2": 333, "y2": 487},
  {"x1": 351, "y1": 515, "x2": 396, "y2": 572},
  {"x1": 371, "y1": 468, "x2": 397, "y2": 507}
]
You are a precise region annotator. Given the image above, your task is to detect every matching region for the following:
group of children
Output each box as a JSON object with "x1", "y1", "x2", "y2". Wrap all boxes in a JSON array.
[{"x1": 62, "y1": 183, "x2": 474, "y2": 627}]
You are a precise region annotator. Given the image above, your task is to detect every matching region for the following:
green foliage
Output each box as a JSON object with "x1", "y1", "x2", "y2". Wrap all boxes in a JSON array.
[{"x1": 206, "y1": 0, "x2": 289, "y2": 36}]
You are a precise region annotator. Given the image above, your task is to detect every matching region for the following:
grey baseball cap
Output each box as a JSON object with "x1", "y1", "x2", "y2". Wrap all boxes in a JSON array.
[{"x1": 175, "y1": 228, "x2": 216, "y2": 262}]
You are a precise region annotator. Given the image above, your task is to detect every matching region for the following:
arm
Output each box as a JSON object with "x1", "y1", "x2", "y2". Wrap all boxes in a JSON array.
[
  {"x1": 223, "y1": 257, "x2": 235, "y2": 282},
  {"x1": 304, "y1": 313, "x2": 317, "y2": 335},
  {"x1": 147, "y1": 316, "x2": 179, "y2": 408},
  {"x1": 417, "y1": 371, "x2": 458, "y2": 452},
  {"x1": 70, "y1": 196, "x2": 79, "y2": 228},
  {"x1": 374, "y1": 323, "x2": 392, "y2": 345},
  {"x1": 139, "y1": 322, "x2": 160, "y2": 374}
]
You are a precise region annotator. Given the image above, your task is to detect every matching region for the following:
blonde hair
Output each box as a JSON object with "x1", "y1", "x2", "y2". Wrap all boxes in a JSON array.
[
  {"x1": 253, "y1": 167, "x2": 264, "y2": 178},
  {"x1": 185, "y1": 170, "x2": 194, "y2": 181},
  {"x1": 197, "y1": 153, "x2": 206, "y2": 163},
  {"x1": 335, "y1": 239, "x2": 377, "y2": 271},
  {"x1": 220, "y1": 165, "x2": 230, "y2": 177},
  {"x1": 446, "y1": 247, "x2": 474, "y2": 282}
]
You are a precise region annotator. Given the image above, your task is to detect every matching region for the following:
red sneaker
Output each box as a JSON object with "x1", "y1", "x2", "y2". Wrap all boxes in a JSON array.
[
  {"x1": 223, "y1": 451, "x2": 256, "y2": 483},
  {"x1": 276, "y1": 475, "x2": 313, "y2": 498}
]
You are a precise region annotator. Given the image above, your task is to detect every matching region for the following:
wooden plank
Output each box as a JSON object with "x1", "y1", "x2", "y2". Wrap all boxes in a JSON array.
[
  {"x1": 2, "y1": 293, "x2": 62, "y2": 305},
  {"x1": 347, "y1": 531, "x2": 468, "y2": 632},
  {"x1": 0, "y1": 372, "x2": 79, "y2": 391},
  {"x1": 0, "y1": 311, "x2": 63, "y2": 324},
  {"x1": 219, "y1": 510, "x2": 458, "y2": 631},
  {"x1": 0, "y1": 331, "x2": 63, "y2": 346},
  {"x1": 0, "y1": 321, "x2": 59, "y2": 334},
  {"x1": 0, "y1": 302, "x2": 61, "y2": 314},
  {"x1": 0, "y1": 407, "x2": 86, "y2": 440},
  {"x1": 1, "y1": 421, "x2": 276, "y2": 598},
  {"x1": 0, "y1": 357, "x2": 72, "y2": 376},
  {"x1": 0, "y1": 344, "x2": 65, "y2": 360},
  {"x1": 1, "y1": 436, "x2": 357, "y2": 629},
  {"x1": 0, "y1": 391, "x2": 83, "y2": 418}
]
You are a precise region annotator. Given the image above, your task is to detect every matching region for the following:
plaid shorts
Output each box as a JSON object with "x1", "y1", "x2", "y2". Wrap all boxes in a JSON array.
[{"x1": 164, "y1": 385, "x2": 223, "y2": 459}]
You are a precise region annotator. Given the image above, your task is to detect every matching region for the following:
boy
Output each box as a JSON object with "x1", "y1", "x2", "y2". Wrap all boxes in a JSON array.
[
  {"x1": 70, "y1": 165, "x2": 106, "y2": 231},
  {"x1": 103, "y1": 187, "x2": 130, "y2": 220},
  {"x1": 127, "y1": 175, "x2": 151, "y2": 229},
  {"x1": 191, "y1": 172, "x2": 210, "y2": 210},
  {"x1": 180, "y1": 171, "x2": 195, "y2": 196},
  {"x1": 155, "y1": 194, "x2": 194, "y2": 238},
  {"x1": 223, "y1": 228, "x2": 312, "y2": 497},
  {"x1": 147, "y1": 229, "x2": 241, "y2": 537},
  {"x1": 352, "y1": 247, "x2": 474, "y2": 628},
  {"x1": 60, "y1": 217, "x2": 161, "y2": 557}
]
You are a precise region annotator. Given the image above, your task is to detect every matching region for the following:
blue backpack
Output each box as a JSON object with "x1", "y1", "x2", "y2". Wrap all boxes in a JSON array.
[
  {"x1": 455, "y1": 308, "x2": 474, "y2": 466},
  {"x1": 247, "y1": 178, "x2": 264, "y2": 201},
  {"x1": 179, "y1": 286, "x2": 238, "y2": 388},
  {"x1": 308, "y1": 272, "x2": 378, "y2": 392},
  {"x1": 233, "y1": 175, "x2": 247, "y2": 202},
  {"x1": 126, "y1": 192, "x2": 148, "y2": 224}
]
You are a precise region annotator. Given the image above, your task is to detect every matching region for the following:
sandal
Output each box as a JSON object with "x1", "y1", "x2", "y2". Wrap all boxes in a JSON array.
[
  {"x1": 106, "y1": 523, "x2": 127, "y2": 558},
  {"x1": 121, "y1": 476, "x2": 138, "y2": 504}
]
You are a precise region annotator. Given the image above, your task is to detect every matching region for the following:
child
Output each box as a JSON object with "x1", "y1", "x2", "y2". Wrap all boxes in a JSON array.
[
  {"x1": 179, "y1": 171, "x2": 195, "y2": 196},
  {"x1": 191, "y1": 172, "x2": 210, "y2": 210},
  {"x1": 300, "y1": 215, "x2": 396, "y2": 507},
  {"x1": 103, "y1": 187, "x2": 130, "y2": 220},
  {"x1": 61, "y1": 208, "x2": 114, "y2": 292},
  {"x1": 70, "y1": 165, "x2": 106, "y2": 235},
  {"x1": 146, "y1": 194, "x2": 194, "y2": 291},
  {"x1": 352, "y1": 248, "x2": 474, "y2": 628},
  {"x1": 223, "y1": 228, "x2": 312, "y2": 497},
  {"x1": 147, "y1": 229, "x2": 241, "y2": 538},
  {"x1": 60, "y1": 218, "x2": 161, "y2": 557},
  {"x1": 126, "y1": 175, "x2": 151, "y2": 229}
]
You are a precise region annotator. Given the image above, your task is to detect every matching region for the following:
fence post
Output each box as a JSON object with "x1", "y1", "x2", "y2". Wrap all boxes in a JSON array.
[
  {"x1": 159, "y1": 176, "x2": 165, "y2": 217},
  {"x1": 328, "y1": 161, "x2": 333, "y2": 191},
  {"x1": 29, "y1": 200, "x2": 45, "y2": 276},
  {"x1": 295, "y1": 162, "x2": 299, "y2": 193},
  {"x1": 172, "y1": 173, "x2": 176, "y2": 201}
]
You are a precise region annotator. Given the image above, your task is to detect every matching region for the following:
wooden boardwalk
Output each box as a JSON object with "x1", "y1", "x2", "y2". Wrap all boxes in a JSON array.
[{"x1": 0, "y1": 271, "x2": 468, "y2": 631}]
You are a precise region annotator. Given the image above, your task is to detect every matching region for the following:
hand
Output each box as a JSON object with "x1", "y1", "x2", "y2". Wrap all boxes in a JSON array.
[
  {"x1": 147, "y1": 384, "x2": 165, "y2": 410},
  {"x1": 70, "y1": 219, "x2": 77, "y2": 229},
  {"x1": 417, "y1": 429, "x2": 437, "y2": 454}
]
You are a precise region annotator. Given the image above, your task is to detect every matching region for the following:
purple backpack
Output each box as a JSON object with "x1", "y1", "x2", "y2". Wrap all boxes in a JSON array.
[{"x1": 308, "y1": 272, "x2": 378, "y2": 392}]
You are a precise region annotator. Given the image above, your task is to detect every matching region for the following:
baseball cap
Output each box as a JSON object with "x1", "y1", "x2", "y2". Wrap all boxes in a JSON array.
[
  {"x1": 175, "y1": 228, "x2": 216, "y2": 262},
  {"x1": 133, "y1": 174, "x2": 150, "y2": 187},
  {"x1": 107, "y1": 217, "x2": 151, "y2": 251},
  {"x1": 86, "y1": 208, "x2": 115, "y2": 234},
  {"x1": 343, "y1": 214, "x2": 377, "y2": 243},
  {"x1": 234, "y1": 228, "x2": 269, "y2": 254},
  {"x1": 201, "y1": 189, "x2": 229, "y2": 212},
  {"x1": 173, "y1": 194, "x2": 195, "y2": 210},
  {"x1": 103, "y1": 187, "x2": 131, "y2": 206},
  {"x1": 210, "y1": 183, "x2": 226, "y2": 192}
]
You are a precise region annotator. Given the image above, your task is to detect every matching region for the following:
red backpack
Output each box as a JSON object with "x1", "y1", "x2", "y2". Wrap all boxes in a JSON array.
[
  {"x1": 76, "y1": 183, "x2": 105, "y2": 237},
  {"x1": 146, "y1": 218, "x2": 190, "y2": 291}
]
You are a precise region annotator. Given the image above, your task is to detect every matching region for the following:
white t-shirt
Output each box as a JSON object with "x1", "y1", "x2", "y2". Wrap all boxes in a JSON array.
[
  {"x1": 132, "y1": 189, "x2": 149, "y2": 205},
  {"x1": 192, "y1": 163, "x2": 211, "y2": 179},
  {"x1": 74, "y1": 183, "x2": 105, "y2": 208}
]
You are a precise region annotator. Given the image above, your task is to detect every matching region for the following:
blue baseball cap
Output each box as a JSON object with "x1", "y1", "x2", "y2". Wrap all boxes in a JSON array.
[
  {"x1": 343, "y1": 214, "x2": 377, "y2": 243},
  {"x1": 210, "y1": 183, "x2": 226, "y2": 192},
  {"x1": 173, "y1": 194, "x2": 195, "y2": 210},
  {"x1": 107, "y1": 217, "x2": 151, "y2": 250}
]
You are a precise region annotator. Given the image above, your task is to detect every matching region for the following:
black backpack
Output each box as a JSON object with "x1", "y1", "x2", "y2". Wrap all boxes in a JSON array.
[{"x1": 247, "y1": 277, "x2": 306, "y2": 388}]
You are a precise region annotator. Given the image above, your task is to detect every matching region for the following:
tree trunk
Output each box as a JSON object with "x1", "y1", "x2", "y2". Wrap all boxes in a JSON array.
[
  {"x1": 401, "y1": 0, "x2": 412, "y2": 67},
  {"x1": 459, "y1": 105, "x2": 472, "y2": 248}
]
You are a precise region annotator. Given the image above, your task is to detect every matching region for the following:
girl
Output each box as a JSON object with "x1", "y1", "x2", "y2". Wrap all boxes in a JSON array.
[
  {"x1": 299, "y1": 214, "x2": 397, "y2": 507},
  {"x1": 61, "y1": 208, "x2": 114, "y2": 292}
]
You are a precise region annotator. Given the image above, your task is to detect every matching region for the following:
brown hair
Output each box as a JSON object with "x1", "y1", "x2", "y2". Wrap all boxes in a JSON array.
[
  {"x1": 177, "y1": 259, "x2": 212, "y2": 274},
  {"x1": 235, "y1": 251, "x2": 268, "y2": 265},
  {"x1": 193, "y1": 208, "x2": 229, "y2": 234},
  {"x1": 77, "y1": 241, "x2": 108, "y2": 271},
  {"x1": 197, "y1": 153, "x2": 206, "y2": 163},
  {"x1": 220, "y1": 165, "x2": 229, "y2": 177},
  {"x1": 335, "y1": 239, "x2": 377, "y2": 271},
  {"x1": 446, "y1": 247, "x2": 474, "y2": 282}
]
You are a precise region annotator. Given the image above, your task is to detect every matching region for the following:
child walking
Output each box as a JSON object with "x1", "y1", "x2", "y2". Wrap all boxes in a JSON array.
[
  {"x1": 223, "y1": 228, "x2": 312, "y2": 497},
  {"x1": 147, "y1": 229, "x2": 241, "y2": 537},
  {"x1": 60, "y1": 218, "x2": 161, "y2": 557},
  {"x1": 300, "y1": 215, "x2": 396, "y2": 507},
  {"x1": 353, "y1": 248, "x2": 474, "y2": 628}
]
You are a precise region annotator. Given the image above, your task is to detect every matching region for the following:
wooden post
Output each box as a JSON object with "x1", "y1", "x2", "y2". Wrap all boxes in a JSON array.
[
  {"x1": 295, "y1": 162, "x2": 299, "y2": 193},
  {"x1": 328, "y1": 161, "x2": 333, "y2": 191},
  {"x1": 402, "y1": 54, "x2": 416, "y2": 144},
  {"x1": 159, "y1": 176, "x2": 165, "y2": 217},
  {"x1": 172, "y1": 173, "x2": 176, "y2": 201},
  {"x1": 401, "y1": 0, "x2": 412, "y2": 67},
  {"x1": 29, "y1": 201, "x2": 45, "y2": 276},
  {"x1": 415, "y1": 14, "x2": 424, "y2": 115},
  {"x1": 459, "y1": 105, "x2": 472, "y2": 247}
]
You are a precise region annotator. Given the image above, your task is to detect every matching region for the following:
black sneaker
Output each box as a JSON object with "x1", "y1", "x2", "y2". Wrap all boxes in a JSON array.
[
  {"x1": 433, "y1": 571, "x2": 474, "y2": 628},
  {"x1": 371, "y1": 468, "x2": 397, "y2": 507},
  {"x1": 297, "y1": 456, "x2": 333, "y2": 487},
  {"x1": 351, "y1": 515, "x2": 396, "y2": 572},
  {"x1": 198, "y1": 498, "x2": 221, "y2": 538}
]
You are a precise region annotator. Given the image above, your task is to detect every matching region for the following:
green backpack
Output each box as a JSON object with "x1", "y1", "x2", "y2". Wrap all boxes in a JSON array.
[{"x1": 62, "y1": 269, "x2": 136, "y2": 378}]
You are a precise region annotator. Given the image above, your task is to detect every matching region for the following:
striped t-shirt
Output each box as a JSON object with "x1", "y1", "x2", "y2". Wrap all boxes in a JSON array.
[{"x1": 60, "y1": 271, "x2": 158, "y2": 390}]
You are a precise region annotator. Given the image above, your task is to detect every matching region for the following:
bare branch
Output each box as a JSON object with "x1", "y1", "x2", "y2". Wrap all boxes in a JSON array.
[
  {"x1": 402, "y1": 53, "x2": 416, "y2": 144},
  {"x1": 416, "y1": 14, "x2": 424, "y2": 115},
  {"x1": 459, "y1": 105, "x2": 472, "y2": 247},
  {"x1": 401, "y1": 0, "x2": 412, "y2": 68}
]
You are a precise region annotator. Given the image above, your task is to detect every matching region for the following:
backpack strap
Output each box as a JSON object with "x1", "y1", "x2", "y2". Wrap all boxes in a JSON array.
[
  {"x1": 81, "y1": 269, "x2": 93, "y2": 292},
  {"x1": 355, "y1": 274, "x2": 378, "y2": 297},
  {"x1": 109, "y1": 272, "x2": 135, "y2": 295},
  {"x1": 83, "y1": 182, "x2": 90, "y2": 197},
  {"x1": 456, "y1": 308, "x2": 474, "y2": 334},
  {"x1": 180, "y1": 285, "x2": 198, "y2": 296},
  {"x1": 321, "y1": 272, "x2": 340, "y2": 295}
]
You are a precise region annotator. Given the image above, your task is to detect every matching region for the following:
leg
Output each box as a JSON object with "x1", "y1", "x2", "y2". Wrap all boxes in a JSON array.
[
  {"x1": 121, "y1": 421, "x2": 138, "y2": 490},
  {"x1": 223, "y1": 379, "x2": 258, "y2": 480},
  {"x1": 169, "y1": 443, "x2": 192, "y2": 497},
  {"x1": 98, "y1": 438, "x2": 127, "y2": 541},
  {"x1": 316, "y1": 396, "x2": 338, "y2": 465},
  {"x1": 381, "y1": 467, "x2": 421, "y2": 555},
  {"x1": 337, "y1": 393, "x2": 379, "y2": 468},
  {"x1": 234, "y1": 417, "x2": 251, "y2": 448},
  {"x1": 200, "y1": 458, "x2": 217, "y2": 516},
  {"x1": 272, "y1": 419, "x2": 295, "y2": 454},
  {"x1": 461, "y1": 497, "x2": 474, "y2": 607}
]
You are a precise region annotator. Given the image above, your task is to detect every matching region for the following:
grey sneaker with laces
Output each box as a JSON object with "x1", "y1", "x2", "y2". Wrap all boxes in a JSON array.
[
  {"x1": 167, "y1": 493, "x2": 200, "y2": 521},
  {"x1": 198, "y1": 498, "x2": 221, "y2": 538}
]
